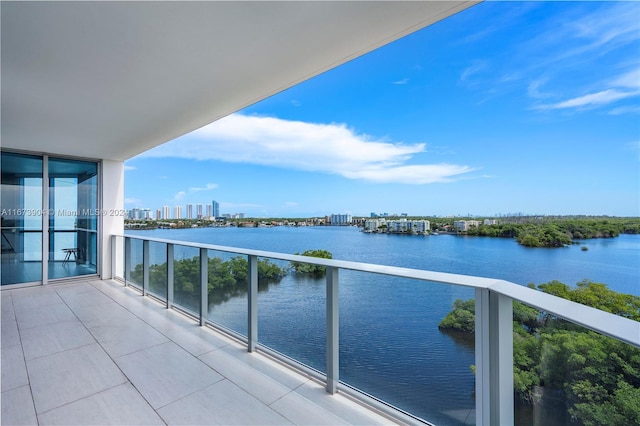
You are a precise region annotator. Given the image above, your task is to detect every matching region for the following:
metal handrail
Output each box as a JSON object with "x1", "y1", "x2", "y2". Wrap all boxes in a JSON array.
[{"x1": 120, "y1": 233, "x2": 639, "y2": 348}]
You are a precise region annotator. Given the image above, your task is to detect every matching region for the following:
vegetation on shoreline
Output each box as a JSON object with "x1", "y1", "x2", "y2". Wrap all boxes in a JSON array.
[
  {"x1": 439, "y1": 280, "x2": 640, "y2": 425},
  {"x1": 130, "y1": 249, "x2": 334, "y2": 305},
  {"x1": 461, "y1": 217, "x2": 640, "y2": 248},
  {"x1": 290, "y1": 249, "x2": 333, "y2": 277}
]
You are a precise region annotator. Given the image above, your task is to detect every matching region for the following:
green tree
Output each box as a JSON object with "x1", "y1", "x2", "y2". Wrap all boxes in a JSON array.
[{"x1": 290, "y1": 249, "x2": 333, "y2": 277}]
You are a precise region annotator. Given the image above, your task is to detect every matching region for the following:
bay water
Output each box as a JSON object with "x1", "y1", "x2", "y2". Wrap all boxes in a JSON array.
[{"x1": 128, "y1": 226, "x2": 639, "y2": 425}]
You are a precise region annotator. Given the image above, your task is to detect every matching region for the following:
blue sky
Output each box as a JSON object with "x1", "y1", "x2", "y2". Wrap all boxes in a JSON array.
[{"x1": 125, "y1": 2, "x2": 640, "y2": 218}]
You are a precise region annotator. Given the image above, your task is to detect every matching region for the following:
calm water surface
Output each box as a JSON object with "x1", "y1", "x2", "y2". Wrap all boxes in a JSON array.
[{"x1": 129, "y1": 227, "x2": 640, "y2": 425}]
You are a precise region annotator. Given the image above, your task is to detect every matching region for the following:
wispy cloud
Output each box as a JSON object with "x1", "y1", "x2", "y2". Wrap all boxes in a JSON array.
[
  {"x1": 124, "y1": 165, "x2": 136, "y2": 171},
  {"x1": 141, "y1": 114, "x2": 475, "y2": 184},
  {"x1": 535, "y1": 89, "x2": 639, "y2": 111},
  {"x1": 534, "y1": 68, "x2": 640, "y2": 111},
  {"x1": 527, "y1": 78, "x2": 553, "y2": 100},
  {"x1": 392, "y1": 78, "x2": 409, "y2": 85},
  {"x1": 609, "y1": 105, "x2": 640, "y2": 116},
  {"x1": 172, "y1": 191, "x2": 186, "y2": 202},
  {"x1": 460, "y1": 60, "x2": 488, "y2": 85},
  {"x1": 188, "y1": 183, "x2": 218, "y2": 192}
]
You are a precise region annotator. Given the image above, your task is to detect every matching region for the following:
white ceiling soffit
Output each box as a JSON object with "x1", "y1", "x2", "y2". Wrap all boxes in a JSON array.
[{"x1": 1, "y1": 1, "x2": 477, "y2": 162}]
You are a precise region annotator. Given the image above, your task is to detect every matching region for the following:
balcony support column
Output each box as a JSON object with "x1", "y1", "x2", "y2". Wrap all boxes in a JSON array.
[
  {"x1": 248, "y1": 255, "x2": 258, "y2": 352},
  {"x1": 199, "y1": 248, "x2": 208, "y2": 326},
  {"x1": 167, "y1": 243, "x2": 174, "y2": 309},
  {"x1": 475, "y1": 288, "x2": 514, "y2": 426},
  {"x1": 326, "y1": 266, "x2": 339, "y2": 394},
  {"x1": 142, "y1": 239, "x2": 149, "y2": 296}
]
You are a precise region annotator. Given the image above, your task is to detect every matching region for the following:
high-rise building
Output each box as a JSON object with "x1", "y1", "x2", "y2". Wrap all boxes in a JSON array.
[
  {"x1": 196, "y1": 204, "x2": 204, "y2": 218},
  {"x1": 162, "y1": 205, "x2": 171, "y2": 219},
  {"x1": 212, "y1": 200, "x2": 220, "y2": 217},
  {"x1": 206, "y1": 205, "x2": 212, "y2": 218},
  {"x1": 156, "y1": 209, "x2": 162, "y2": 220},
  {"x1": 174, "y1": 205, "x2": 183, "y2": 219},
  {"x1": 186, "y1": 203, "x2": 193, "y2": 219}
]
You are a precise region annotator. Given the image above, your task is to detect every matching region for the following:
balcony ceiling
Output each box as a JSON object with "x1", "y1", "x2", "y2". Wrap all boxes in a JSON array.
[{"x1": 1, "y1": 1, "x2": 476, "y2": 162}]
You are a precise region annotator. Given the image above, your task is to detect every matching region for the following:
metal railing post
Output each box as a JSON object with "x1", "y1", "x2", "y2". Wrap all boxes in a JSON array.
[
  {"x1": 142, "y1": 239, "x2": 149, "y2": 296},
  {"x1": 490, "y1": 291, "x2": 514, "y2": 426},
  {"x1": 476, "y1": 288, "x2": 514, "y2": 426},
  {"x1": 199, "y1": 248, "x2": 208, "y2": 326},
  {"x1": 110, "y1": 235, "x2": 116, "y2": 281},
  {"x1": 167, "y1": 243, "x2": 174, "y2": 309},
  {"x1": 326, "y1": 266, "x2": 339, "y2": 394},
  {"x1": 475, "y1": 288, "x2": 490, "y2": 426},
  {"x1": 248, "y1": 255, "x2": 258, "y2": 352},
  {"x1": 124, "y1": 237, "x2": 131, "y2": 287}
]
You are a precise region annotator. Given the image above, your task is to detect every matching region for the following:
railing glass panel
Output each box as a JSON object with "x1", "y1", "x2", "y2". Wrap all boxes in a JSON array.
[
  {"x1": 113, "y1": 235, "x2": 124, "y2": 281},
  {"x1": 257, "y1": 258, "x2": 327, "y2": 373},
  {"x1": 172, "y1": 244, "x2": 200, "y2": 316},
  {"x1": 340, "y1": 270, "x2": 476, "y2": 425},
  {"x1": 148, "y1": 241, "x2": 167, "y2": 300},
  {"x1": 513, "y1": 303, "x2": 640, "y2": 426},
  {"x1": 204, "y1": 250, "x2": 249, "y2": 336},
  {"x1": 127, "y1": 238, "x2": 143, "y2": 289}
]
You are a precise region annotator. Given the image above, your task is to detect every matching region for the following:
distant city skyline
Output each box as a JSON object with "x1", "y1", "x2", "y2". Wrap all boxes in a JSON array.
[{"x1": 125, "y1": 2, "x2": 640, "y2": 218}]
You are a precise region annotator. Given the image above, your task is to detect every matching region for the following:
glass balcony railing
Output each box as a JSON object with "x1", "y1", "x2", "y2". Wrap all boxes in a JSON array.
[{"x1": 112, "y1": 234, "x2": 640, "y2": 426}]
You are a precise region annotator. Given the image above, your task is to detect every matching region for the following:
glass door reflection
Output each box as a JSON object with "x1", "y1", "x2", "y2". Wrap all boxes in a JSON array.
[
  {"x1": 48, "y1": 158, "x2": 98, "y2": 280},
  {"x1": 1, "y1": 152, "x2": 44, "y2": 285}
]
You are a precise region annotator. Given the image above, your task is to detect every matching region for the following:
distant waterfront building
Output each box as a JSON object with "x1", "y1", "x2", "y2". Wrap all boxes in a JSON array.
[
  {"x1": 196, "y1": 204, "x2": 204, "y2": 218},
  {"x1": 162, "y1": 205, "x2": 171, "y2": 219},
  {"x1": 364, "y1": 218, "x2": 385, "y2": 231},
  {"x1": 364, "y1": 218, "x2": 429, "y2": 234},
  {"x1": 370, "y1": 212, "x2": 377, "y2": 218},
  {"x1": 212, "y1": 200, "x2": 220, "y2": 217},
  {"x1": 156, "y1": 209, "x2": 162, "y2": 220},
  {"x1": 206, "y1": 205, "x2": 212, "y2": 218},
  {"x1": 331, "y1": 213, "x2": 353, "y2": 226},
  {"x1": 484, "y1": 219, "x2": 498, "y2": 225},
  {"x1": 238, "y1": 213, "x2": 246, "y2": 219},
  {"x1": 174, "y1": 205, "x2": 183, "y2": 219},
  {"x1": 186, "y1": 204, "x2": 194, "y2": 219},
  {"x1": 454, "y1": 220, "x2": 480, "y2": 232}
]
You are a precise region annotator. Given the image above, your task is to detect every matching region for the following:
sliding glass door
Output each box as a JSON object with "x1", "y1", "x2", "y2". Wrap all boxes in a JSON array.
[
  {"x1": 48, "y1": 158, "x2": 98, "y2": 280},
  {"x1": 1, "y1": 152, "x2": 44, "y2": 285},
  {"x1": 1, "y1": 151, "x2": 99, "y2": 286}
]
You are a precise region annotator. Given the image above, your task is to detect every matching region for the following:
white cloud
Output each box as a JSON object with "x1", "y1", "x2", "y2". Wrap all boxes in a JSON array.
[
  {"x1": 392, "y1": 78, "x2": 409, "y2": 85},
  {"x1": 124, "y1": 165, "x2": 136, "y2": 171},
  {"x1": 610, "y1": 68, "x2": 640, "y2": 90},
  {"x1": 460, "y1": 60, "x2": 488, "y2": 83},
  {"x1": 124, "y1": 197, "x2": 141, "y2": 206},
  {"x1": 534, "y1": 68, "x2": 640, "y2": 111},
  {"x1": 609, "y1": 105, "x2": 640, "y2": 116},
  {"x1": 284, "y1": 201, "x2": 298, "y2": 207},
  {"x1": 536, "y1": 89, "x2": 639, "y2": 110},
  {"x1": 173, "y1": 191, "x2": 186, "y2": 201},
  {"x1": 527, "y1": 78, "x2": 552, "y2": 99},
  {"x1": 141, "y1": 114, "x2": 474, "y2": 184},
  {"x1": 188, "y1": 183, "x2": 218, "y2": 192}
]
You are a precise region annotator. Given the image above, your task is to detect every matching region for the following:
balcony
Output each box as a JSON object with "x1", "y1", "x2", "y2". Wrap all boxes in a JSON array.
[
  {"x1": 4, "y1": 234, "x2": 637, "y2": 425},
  {"x1": 1, "y1": 279, "x2": 397, "y2": 425}
]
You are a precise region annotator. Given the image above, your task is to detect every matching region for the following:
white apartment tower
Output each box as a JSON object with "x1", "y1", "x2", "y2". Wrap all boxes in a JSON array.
[
  {"x1": 162, "y1": 205, "x2": 171, "y2": 219},
  {"x1": 174, "y1": 206, "x2": 183, "y2": 220}
]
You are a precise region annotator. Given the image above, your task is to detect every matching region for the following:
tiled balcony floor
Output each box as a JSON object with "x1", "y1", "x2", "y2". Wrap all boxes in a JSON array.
[{"x1": 1, "y1": 279, "x2": 398, "y2": 425}]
